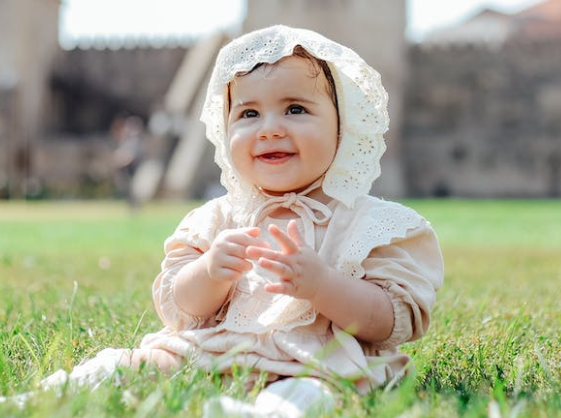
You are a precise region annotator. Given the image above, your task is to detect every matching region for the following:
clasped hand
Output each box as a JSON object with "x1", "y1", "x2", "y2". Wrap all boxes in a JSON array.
[{"x1": 206, "y1": 220, "x2": 329, "y2": 301}]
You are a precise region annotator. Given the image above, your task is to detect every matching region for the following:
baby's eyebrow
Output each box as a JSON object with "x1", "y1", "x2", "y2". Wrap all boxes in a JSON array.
[
  {"x1": 282, "y1": 96, "x2": 317, "y2": 105},
  {"x1": 232, "y1": 96, "x2": 317, "y2": 109},
  {"x1": 231, "y1": 100, "x2": 257, "y2": 110}
]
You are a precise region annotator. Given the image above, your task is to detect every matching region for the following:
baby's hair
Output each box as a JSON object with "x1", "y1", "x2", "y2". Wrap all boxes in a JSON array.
[
  {"x1": 291, "y1": 45, "x2": 338, "y2": 111},
  {"x1": 291, "y1": 45, "x2": 339, "y2": 133},
  {"x1": 227, "y1": 45, "x2": 340, "y2": 131}
]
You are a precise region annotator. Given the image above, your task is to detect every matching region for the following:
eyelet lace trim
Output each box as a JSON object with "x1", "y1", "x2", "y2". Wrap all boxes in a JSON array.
[{"x1": 329, "y1": 199, "x2": 425, "y2": 280}]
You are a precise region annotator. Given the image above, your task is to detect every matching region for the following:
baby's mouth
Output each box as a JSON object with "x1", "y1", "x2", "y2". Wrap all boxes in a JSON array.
[{"x1": 257, "y1": 152, "x2": 295, "y2": 162}]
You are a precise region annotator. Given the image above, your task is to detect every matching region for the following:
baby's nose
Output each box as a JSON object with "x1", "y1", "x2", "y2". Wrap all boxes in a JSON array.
[{"x1": 257, "y1": 115, "x2": 286, "y2": 139}]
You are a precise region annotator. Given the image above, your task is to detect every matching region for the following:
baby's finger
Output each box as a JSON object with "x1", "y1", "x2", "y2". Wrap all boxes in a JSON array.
[
  {"x1": 222, "y1": 240, "x2": 247, "y2": 255},
  {"x1": 210, "y1": 259, "x2": 252, "y2": 282},
  {"x1": 240, "y1": 227, "x2": 261, "y2": 237},
  {"x1": 236, "y1": 228, "x2": 269, "y2": 249},
  {"x1": 264, "y1": 282, "x2": 293, "y2": 295},
  {"x1": 286, "y1": 220, "x2": 305, "y2": 247},
  {"x1": 219, "y1": 255, "x2": 254, "y2": 273},
  {"x1": 257, "y1": 257, "x2": 293, "y2": 278},
  {"x1": 268, "y1": 224, "x2": 298, "y2": 254},
  {"x1": 214, "y1": 240, "x2": 251, "y2": 261},
  {"x1": 245, "y1": 245, "x2": 283, "y2": 261}
]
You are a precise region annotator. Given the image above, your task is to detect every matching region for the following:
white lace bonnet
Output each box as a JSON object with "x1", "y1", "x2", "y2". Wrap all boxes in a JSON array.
[{"x1": 200, "y1": 24, "x2": 389, "y2": 210}]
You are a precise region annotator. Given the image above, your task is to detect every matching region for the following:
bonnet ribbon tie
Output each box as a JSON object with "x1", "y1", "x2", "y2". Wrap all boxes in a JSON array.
[{"x1": 250, "y1": 179, "x2": 332, "y2": 248}]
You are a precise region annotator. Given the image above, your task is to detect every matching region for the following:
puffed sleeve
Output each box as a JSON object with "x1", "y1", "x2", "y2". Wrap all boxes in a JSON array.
[
  {"x1": 362, "y1": 220, "x2": 443, "y2": 350},
  {"x1": 152, "y1": 197, "x2": 232, "y2": 331}
]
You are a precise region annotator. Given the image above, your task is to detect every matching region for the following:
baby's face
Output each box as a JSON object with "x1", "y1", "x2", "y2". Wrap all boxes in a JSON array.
[{"x1": 227, "y1": 55, "x2": 339, "y2": 195}]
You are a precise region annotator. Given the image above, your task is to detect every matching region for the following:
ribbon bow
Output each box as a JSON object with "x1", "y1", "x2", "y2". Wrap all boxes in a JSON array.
[{"x1": 250, "y1": 180, "x2": 332, "y2": 248}]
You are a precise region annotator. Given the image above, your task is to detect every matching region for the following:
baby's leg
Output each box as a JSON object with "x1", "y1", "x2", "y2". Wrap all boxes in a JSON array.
[
  {"x1": 204, "y1": 377, "x2": 335, "y2": 418},
  {"x1": 120, "y1": 347, "x2": 183, "y2": 373},
  {"x1": 41, "y1": 348, "x2": 127, "y2": 391},
  {"x1": 1, "y1": 348, "x2": 182, "y2": 407},
  {"x1": 1, "y1": 348, "x2": 128, "y2": 406},
  {"x1": 41, "y1": 347, "x2": 181, "y2": 391}
]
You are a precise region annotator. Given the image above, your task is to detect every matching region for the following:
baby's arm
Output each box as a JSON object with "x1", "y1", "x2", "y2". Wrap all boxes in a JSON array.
[
  {"x1": 246, "y1": 221, "x2": 394, "y2": 343},
  {"x1": 172, "y1": 227, "x2": 266, "y2": 318}
]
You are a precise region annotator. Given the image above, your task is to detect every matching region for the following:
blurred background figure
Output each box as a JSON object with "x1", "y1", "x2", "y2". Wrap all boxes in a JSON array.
[{"x1": 110, "y1": 114, "x2": 145, "y2": 208}]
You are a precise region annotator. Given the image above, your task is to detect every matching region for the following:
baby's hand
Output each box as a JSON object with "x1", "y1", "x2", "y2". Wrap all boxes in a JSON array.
[
  {"x1": 246, "y1": 220, "x2": 329, "y2": 301},
  {"x1": 206, "y1": 227, "x2": 266, "y2": 283}
]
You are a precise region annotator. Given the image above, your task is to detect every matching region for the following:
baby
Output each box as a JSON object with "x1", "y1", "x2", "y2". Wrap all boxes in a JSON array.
[{"x1": 2, "y1": 25, "x2": 444, "y2": 418}]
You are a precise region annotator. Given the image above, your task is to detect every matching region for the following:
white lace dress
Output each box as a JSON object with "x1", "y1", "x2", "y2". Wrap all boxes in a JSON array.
[{"x1": 140, "y1": 193, "x2": 443, "y2": 394}]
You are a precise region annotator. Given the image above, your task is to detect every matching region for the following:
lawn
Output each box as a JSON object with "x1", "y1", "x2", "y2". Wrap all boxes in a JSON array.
[{"x1": 1, "y1": 199, "x2": 560, "y2": 417}]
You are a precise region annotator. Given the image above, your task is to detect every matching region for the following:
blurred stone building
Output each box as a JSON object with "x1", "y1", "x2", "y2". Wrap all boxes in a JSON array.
[
  {"x1": 404, "y1": 0, "x2": 561, "y2": 197},
  {"x1": 0, "y1": 0, "x2": 61, "y2": 198},
  {"x1": 404, "y1": 40, "x2": 561, "y2": 197},
  {"x1": 1, "y1": 0, "x2": 560, "y2": 200},
  {"x1": 425, "y1": 0, "x2": 561, "y2": 45}
]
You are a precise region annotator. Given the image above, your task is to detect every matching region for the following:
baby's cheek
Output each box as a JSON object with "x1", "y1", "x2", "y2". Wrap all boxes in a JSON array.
[{"x1": 228, "y1": 136, "x2": 243, "y2": 165}]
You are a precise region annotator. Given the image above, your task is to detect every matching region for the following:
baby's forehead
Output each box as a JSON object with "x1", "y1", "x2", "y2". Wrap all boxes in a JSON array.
[
  {"x1": 226, "y1": 53, "x2": 338, "y2": 111},
  {"x1": 227, "y1": 57, "x2": 330, "y2": 102},
  {"x1": 231, "y1": 54, "x2": 321, "y2": 82}
]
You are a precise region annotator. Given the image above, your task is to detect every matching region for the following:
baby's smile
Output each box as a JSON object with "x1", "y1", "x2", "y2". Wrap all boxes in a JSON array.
[{"x1": 256, "y1": 151, "x2": 296, "y2": 163}]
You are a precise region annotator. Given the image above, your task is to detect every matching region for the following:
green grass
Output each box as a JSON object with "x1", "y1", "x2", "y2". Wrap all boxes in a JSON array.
[{"x1": 1, "y1": 199, "x2": 561, "y2": 417}]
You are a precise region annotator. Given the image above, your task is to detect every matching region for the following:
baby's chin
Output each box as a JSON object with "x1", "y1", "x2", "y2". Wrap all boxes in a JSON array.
[
  {"x1": 256, "y1": 182, "x2": 329, "y2": 200},
  {"x1": 257, "y1": 183, "x2": 310, "y2": 196},
  {"x1": 257, "y1": 187, "x2": 293, "y2": 196},
  {"x1": 249, "y1": 173, "x2": 327, "y2": 197}
]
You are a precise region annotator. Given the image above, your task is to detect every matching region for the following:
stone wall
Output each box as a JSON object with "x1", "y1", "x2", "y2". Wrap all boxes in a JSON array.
[
  {"x1": 49, "y1": 46, "x2": 188, "y2": 134},
  {"x1": 402, "y1": 39, "x2": 561, "y2": 197}
]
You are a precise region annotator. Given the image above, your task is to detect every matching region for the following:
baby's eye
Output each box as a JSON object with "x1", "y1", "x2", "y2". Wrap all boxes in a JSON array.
[
  {"x1": 287, "y1": 105, "x2": 307, "y2": 115},
  {"x1": 241, "y1": 109, "x2": 259, "y2": 118}
]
